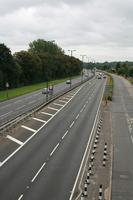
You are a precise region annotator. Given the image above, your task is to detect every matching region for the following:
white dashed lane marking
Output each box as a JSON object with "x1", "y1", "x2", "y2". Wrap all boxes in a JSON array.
[
  {"x1": 41, "y1": 111, "x2": 53, "y2": 116},
  {"x1": 62, "y1": 130, "x2": 69, "y2": 140},
  {"x1": 0, "y1": 111, "x2": 13, "y2": 118},
  {"x1": 31, "y1": 162, "x2": 46, "y2": 183},
  {"x1": 76, "y1": 114, "x2": 80, "y2": 120},
  {"x1": 70, "y1": 121, "x2": 75, "y2": 128},
  {"x1": 14, "y1": 99, "x2": 22, "y2": 104},
  {"x1": 18, "y1": 194, "x2": 23, "y2": 200},
  {"x1": 50, "y1": 143, "x2": 60, "y2": 156},
  {"x1": 16, "y1": 105, "x2": 25, "y2": 110},
  {"x1": 28, "y1": 100, "x2": 36, "y2": 104},
  {"x1": 32, "y1": 117, "x2": 46, "y2": 123},
  {"x1": 21, "y1": 125, "x2": 36, "y2": 133},
  {"x1": 6, "y1": 135, "x2": 23, "y2": 146},
  {"x1": 0, "y1": 86, "x2": 82, "y2": 168},
  {"x1": 0, "y1": 104, "x2": 10, "y2": 110}
]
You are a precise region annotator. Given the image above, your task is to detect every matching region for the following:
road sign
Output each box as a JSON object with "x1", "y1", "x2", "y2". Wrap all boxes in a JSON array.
[{"x1": 6, "y1": 82, "x2": 9, "y2": 88}]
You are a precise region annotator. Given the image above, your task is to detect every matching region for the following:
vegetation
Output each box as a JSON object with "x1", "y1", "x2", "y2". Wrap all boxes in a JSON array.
[
  {"x1": 0, "y1": 40, "x2": 82, "y2": 91},
  {"x1": 93, "y1": 61, "x2": 133, "y2": 83},
  {"x1": 105, "y1": 74, "x2": 113, "y2": 101},
  {"x1": 0, "y1": 76, "x2": 79, "y2": 101}
]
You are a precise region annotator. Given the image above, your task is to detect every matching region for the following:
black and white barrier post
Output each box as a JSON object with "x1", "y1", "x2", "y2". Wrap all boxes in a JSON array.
[
  {"x1": 83, "y1": 180, "x2": 88, "y2": 197},
  {"x1": 98, "y1": 185, "x2": 103, "y2": 200},
  {"x1": 86, "y1": 172, "x2": 90, "y2": 184},
  {"x1": 81, "y1": 192, "x2": 85, "y2": 200},
  {"x1": 103, "y1": 143, "x2": 107, "y2": 167}
]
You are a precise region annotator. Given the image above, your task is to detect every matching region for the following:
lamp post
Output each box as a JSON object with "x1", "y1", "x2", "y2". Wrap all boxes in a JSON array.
[
  {"x1": 68, "y1": 49, "x2": 76, "y2": 57},
  {"x1": 45, "y1": 40, "x2": 55, "y2": 101},
  {"x1": 68, "y1": 49, "x2": 76, "y2": 88},
  {"x1": 80, "y1": 54, "x2": 86, "y2": 82}
]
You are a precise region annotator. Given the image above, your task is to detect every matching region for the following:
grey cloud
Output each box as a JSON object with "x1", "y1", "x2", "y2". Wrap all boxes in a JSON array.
[{"x1": 0, "y1": 0, "x2": 133, "y2": 61}]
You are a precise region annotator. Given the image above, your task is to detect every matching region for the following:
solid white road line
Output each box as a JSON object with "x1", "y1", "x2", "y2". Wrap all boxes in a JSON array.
[
  {"x1": 0, "y1": 84, "x2": 83, "y2": 168},
  {"x1": 41, "y1": 111, "x2": 53, "y2": 116},
  {"x1": 31, "y1": 162, "x2": 46, "y2": 182},
  {"x1": 70, "y1": 121, "x2": 75, "y2": 128},
  {"x1": 69, "y1": 80, "x2": 106, "y2": 200},
  {"x1": 48, "y1": 106, "x2": 59, "y2": 111},
  {"x1": 131, "y1": 135, "x2": 133, "y2": 143},
  {"x1": 6, "y1": 135, "x2": 23, "y2": 146},
  {"x1": 59, "y1": 99, "x2": 67, "y2": 103},
  {"x1": 62, "y1": 130, "x2": 69, "y2": 140},
  {"x1": 18, "y1": 194, "x2": 23, "y2": 200},
  {"x1": 21, "y1": 125, "x2": 36, "y2": 133},
  {"x1": 53, "y1": 103, "x2": 64, "y2": 107},
  {"x1": 32, "y1": 117, "x2": 46, "y2": 123},
  {"x1": 50, "y1": 143, "x2": 60, "y2": 156}
]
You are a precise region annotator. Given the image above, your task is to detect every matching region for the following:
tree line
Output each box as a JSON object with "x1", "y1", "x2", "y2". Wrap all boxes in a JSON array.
[
  {"x1": 87, "y1": 61, "x2": 133, "y2": 78},
  {"x1": 0, "y1": 39, "x2": 82, "y2": 90}
]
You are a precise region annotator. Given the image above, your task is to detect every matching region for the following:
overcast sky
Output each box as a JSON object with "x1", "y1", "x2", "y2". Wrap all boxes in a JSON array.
[{"x1": 0, "y1": 0, "x2": 133, "y2": 62}]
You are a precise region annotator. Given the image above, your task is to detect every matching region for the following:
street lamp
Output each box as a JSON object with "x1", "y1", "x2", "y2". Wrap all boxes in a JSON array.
[
  {"x1": 80, "y1": 55, "x2": 86, "y2": 82},
  {"x1": 68, "y1": 49, "x2": 76, "y2": 57},
  {"x1": 68, "y1": 49, "x2": 76, "y2": 88},
  {"x1": 45, "y1": 40, "x2": 55, "y2": 101}
]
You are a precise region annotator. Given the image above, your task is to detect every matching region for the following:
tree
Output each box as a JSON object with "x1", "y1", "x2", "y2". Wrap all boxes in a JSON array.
[
  {"x1": 14, "y1": 51, "x2": 42, "y2": 85},
  {"x1": 28, "y1": 39, "x2": 64, "y2": 55},
  {"x1": 0, "y1": 43, "x2": 16, "y2": 89}
]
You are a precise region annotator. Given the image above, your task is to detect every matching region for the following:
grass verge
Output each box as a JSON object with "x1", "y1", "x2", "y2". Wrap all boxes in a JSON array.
[
  {"x1": 104, "y1": 74, "x2": 113, "y2": 101},
  {"x1": 0, "y1": 76, "x2": 79, "y2": 102}
]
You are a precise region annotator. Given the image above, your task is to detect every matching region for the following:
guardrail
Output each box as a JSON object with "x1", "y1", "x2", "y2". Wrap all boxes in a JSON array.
[{"x1": 0, "y1": 75, "x2": 94, "y2": 135}]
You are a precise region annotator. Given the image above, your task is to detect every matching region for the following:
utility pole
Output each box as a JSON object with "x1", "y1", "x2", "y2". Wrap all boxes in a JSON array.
[
  {"x1": 68, "y1": 49, "x2": 76, "y2": 88},
  {"x1": 80, "y1": 54, "x2": 86, "y2": 82},
  {"x1": 68, "y1": 49, "x2": 76, "y2": 57}
]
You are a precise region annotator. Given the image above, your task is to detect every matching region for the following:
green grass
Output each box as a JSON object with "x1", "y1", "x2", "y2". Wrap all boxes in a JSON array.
[
  {"x1": 104, "y1": 74, "x2": 113, "y2": 101},
  {"x1": 0, "y1": 76, "x2": 79, "y2": 102}
]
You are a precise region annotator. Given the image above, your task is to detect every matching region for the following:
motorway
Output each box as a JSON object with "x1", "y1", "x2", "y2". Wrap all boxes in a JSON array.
[
  {"x1": 0, "y1": 75, "x2": 89, "y2": 126},
  {"x1": 111, "y1": 75, "x2": 133, "y2": 200},
  {"x1": 0, "y1": 77, "x2": 105, "y2": 200}
]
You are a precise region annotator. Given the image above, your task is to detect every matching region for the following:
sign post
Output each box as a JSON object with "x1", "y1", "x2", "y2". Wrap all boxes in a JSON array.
[{"x1": 6, "y1": 82, "x2": 9, "y2": 99}]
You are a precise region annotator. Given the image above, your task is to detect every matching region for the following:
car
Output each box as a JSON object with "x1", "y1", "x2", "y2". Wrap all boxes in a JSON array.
[
  {"x1": 66, "y1": 80, "x2": 71, "y2": 84},
  {"x1": 97, "y1": 74, "x2": 102, "y2": 79},
  {"x1": 42, "y1": 88, "x2": 49, "y2": 94}
]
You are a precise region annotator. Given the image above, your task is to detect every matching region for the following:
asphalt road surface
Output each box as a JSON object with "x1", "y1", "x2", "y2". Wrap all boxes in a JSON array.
[
  {"x1": 111, "y1": 75, "x2": 133, "y2": 200},
  {"x1": 0, "y1": 77, "x2": 105, "y2": 200},
  {"x1": 0, "y1": 75, "x2": 90, "y2": 126}
]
